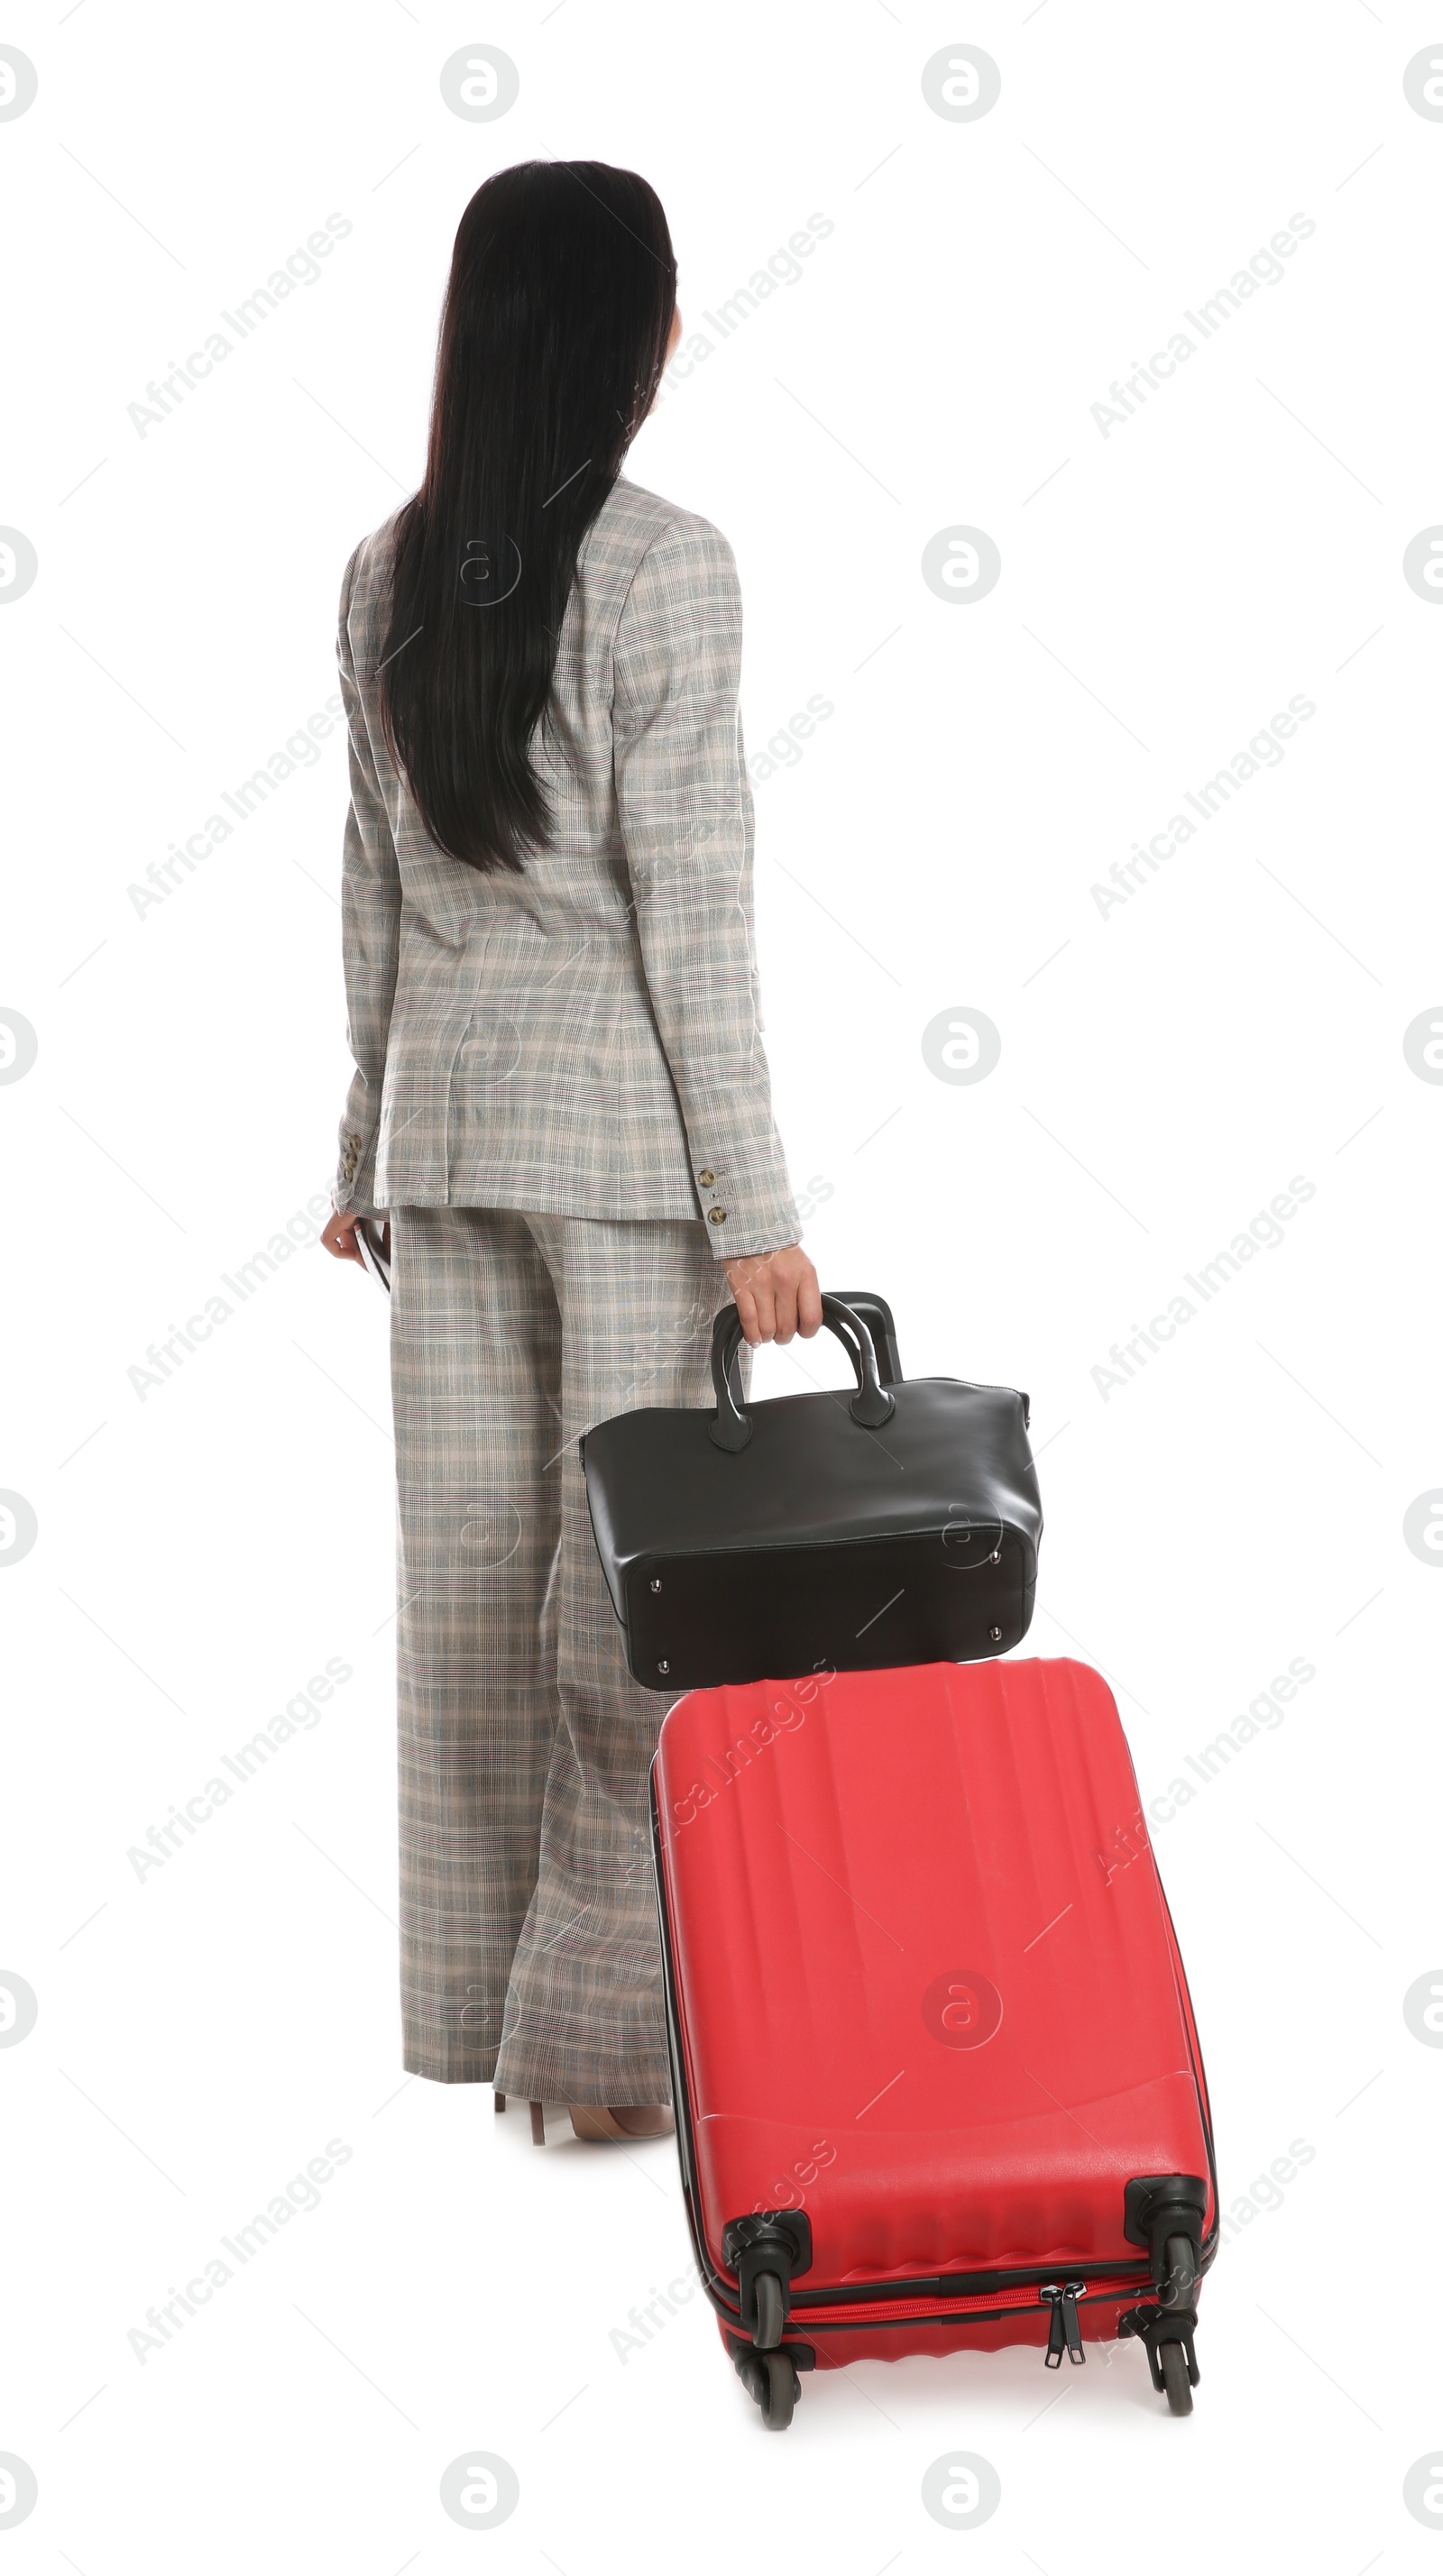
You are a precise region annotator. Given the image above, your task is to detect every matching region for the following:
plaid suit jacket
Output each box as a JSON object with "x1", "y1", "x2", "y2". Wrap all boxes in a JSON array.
[{"x1": 331, "y1": 474, "x2": 800, "y2": 1260}]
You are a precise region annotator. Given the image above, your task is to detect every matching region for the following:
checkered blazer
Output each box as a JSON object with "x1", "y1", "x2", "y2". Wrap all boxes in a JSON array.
[{"x1": 331, "y1": 474, "x2": 800, "y2": 1260}]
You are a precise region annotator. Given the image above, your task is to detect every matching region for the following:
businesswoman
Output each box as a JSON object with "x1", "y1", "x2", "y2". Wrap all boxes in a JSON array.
[{"x1": 322, "y1": 162, "x2": 820, "y2": 2142}]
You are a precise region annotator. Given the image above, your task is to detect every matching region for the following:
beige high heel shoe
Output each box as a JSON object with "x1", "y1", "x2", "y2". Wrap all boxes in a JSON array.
[
  {"x1": 567, "y1": 2104, "x2": 674, "y2": 2142},
  {"x1": 493, "y1": 2091, "x2": 674, "y2": 2143}
]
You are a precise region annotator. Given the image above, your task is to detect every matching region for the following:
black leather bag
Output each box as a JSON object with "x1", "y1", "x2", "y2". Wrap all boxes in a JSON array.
[{"x1": 580, "y1": 1291, "x2": 1043, "y2": 1691}]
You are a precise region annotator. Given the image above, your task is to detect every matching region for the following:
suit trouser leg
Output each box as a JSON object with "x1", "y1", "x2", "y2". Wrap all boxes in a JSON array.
[
  {"x1": 390, "y1": 1205, "x2": 564, "y2": 2083},
  {"x1": 492, "y1": 1211, "x2": 732, "y2": 2105}
]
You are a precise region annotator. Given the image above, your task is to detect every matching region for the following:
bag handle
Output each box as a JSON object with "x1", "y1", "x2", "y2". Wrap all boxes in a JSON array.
[
  {"x1": 827, "y1": 1290, "x2": 902, "y2": 1389},
  {"x1": 708, "y1": 1293, "x2": 896, "y2": 1453}
]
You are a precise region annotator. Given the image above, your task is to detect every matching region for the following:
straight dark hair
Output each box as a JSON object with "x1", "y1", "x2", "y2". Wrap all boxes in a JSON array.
[{"x1": 379, "y1": 160, "x2": 676, "y2": 874}]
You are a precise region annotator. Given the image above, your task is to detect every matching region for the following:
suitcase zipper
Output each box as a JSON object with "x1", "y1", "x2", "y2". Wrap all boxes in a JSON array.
[
  {"x1": 786, "y1": 2253, "x2": 1152, "y2": 2313},
  {"x1": 777, "y1": 2274, "x2": 1151, "y2": 2331},
  {"x1": 790, "y1": 2281, "x2": 1047, "y2": 2328},
  {"x1": 1041, "y1": 2279, "x2": 1087, "y2": 2366}
]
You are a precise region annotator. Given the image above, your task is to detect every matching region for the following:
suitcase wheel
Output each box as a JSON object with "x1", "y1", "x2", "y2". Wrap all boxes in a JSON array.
[
  {"x1": 1117, "y1": 2299, "x2": 1199, "y2": 2412},
  {"x1": 1160, "y1": 2232, "x2": 1198, "y2": 2310},
  {"x1": 1159, "y1": 2341, "x2": 1193, "y2": 2416},
  {"x1": 759, "y1": 2351, "x2": 798, "y2": 2431},
  {"x1": 752, "y1": 2270, "x2": 785, "y2": 2351},
  {"x1": 735, "y1": 2347, "x2": 799, "y2": 2431}
]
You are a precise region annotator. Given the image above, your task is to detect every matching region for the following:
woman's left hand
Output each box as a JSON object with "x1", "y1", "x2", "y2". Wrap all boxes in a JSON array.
[
  {"x1": 323, "y1": 1211, "x2": 390, "y2": 1269},
  {"x1": 723, "y1": 1244, "x2": 823, "y2": 1346}
]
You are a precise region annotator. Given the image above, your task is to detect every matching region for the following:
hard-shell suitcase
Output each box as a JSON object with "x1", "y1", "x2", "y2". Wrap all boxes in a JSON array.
[
  {"x1": 650, "y1": 1655, "x2": 1217, "y2": 2429},
  {"x1": 583, "y1": 1290, "x2": 1043, "y2": 1691}
]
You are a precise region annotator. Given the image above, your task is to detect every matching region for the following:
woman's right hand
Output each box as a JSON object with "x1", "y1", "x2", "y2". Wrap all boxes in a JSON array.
[
  {"x1": 323, "y1": 1211, "x2": 390, "y2": 1269},
  {"x1": 723, "y1": 1244, "x2": 823, "y2": 1346}
]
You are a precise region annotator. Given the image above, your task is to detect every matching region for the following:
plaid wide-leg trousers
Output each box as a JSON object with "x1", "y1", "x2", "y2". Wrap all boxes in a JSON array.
[{"x1": 389, "y1": 1205, "x2": 740, "y2": 2101}]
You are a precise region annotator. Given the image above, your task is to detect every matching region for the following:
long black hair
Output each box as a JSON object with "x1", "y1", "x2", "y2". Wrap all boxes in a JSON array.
[{"x1": 379, "y1": 160, "x2": 676, "y2": 874}]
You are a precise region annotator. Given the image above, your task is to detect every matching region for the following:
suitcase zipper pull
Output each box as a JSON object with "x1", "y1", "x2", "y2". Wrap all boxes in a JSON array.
[{"x1": 1040, "y1": 2280, "x2": 1087, "y2": 2367}]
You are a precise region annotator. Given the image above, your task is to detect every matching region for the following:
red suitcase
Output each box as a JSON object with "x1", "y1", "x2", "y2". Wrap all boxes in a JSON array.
[{"x1": 650, "y1": 1655, "x2": 1217, "y2": 2428}]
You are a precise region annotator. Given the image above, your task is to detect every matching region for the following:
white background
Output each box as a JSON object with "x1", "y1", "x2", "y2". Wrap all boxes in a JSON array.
[{"x1": 4, "y1": 0, "x2": 1441, "y2": 2564}]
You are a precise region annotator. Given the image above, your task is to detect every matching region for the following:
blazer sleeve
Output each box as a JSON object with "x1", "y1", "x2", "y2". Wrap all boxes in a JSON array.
[
  {"x1": 612, "y1": 518, "x2": 800, "y2": 1261},
  {"x1": 332, "y1": 542, "x2": 401, "y2": 1217}
]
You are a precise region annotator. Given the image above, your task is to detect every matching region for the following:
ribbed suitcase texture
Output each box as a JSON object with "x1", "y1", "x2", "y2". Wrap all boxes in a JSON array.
[{"x1": 651, "y1": 1657, "x2": 1217, "y2": 2421}]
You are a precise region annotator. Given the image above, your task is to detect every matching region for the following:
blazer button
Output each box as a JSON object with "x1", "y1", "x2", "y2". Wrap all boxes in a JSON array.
[
  {"x1": 697, "y1": 1169, "x2": 715, "y2": 1187},
  {"x1": 707, "y1": 1205, "x2": 727, "y2": 1224}
]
